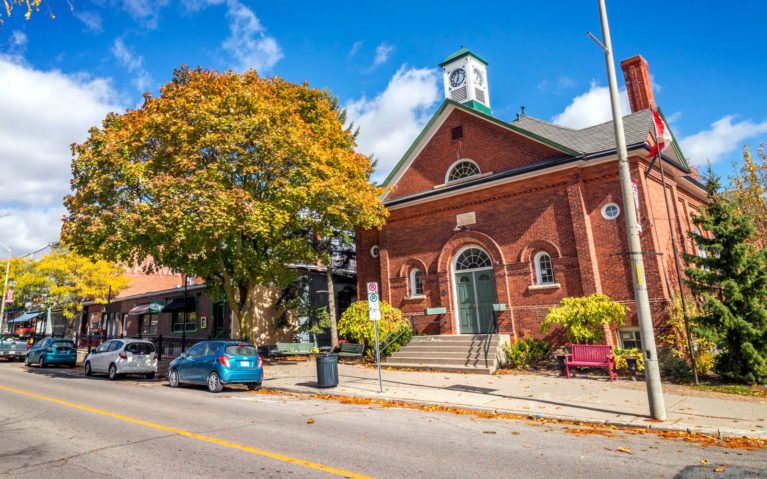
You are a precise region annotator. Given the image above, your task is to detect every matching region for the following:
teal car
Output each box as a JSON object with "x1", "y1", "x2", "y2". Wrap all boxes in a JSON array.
[
  {"x1": 26, "y1": 338, "x2": 77, "y2": 368},
  {"x1": 168, "y1": 341, "x2": 263, "y2": 393}
]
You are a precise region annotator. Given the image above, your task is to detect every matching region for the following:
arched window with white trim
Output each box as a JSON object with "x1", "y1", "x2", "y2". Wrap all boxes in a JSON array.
[
  {"x1": 534, "y1": 251, "x2": 554, "y2": 285},
  {"x1": 446, "y1": 159, "x2": 480, "y2": 183},
  {"x1": 409, "y1": 268, "x2": 423, "y2": 296}
]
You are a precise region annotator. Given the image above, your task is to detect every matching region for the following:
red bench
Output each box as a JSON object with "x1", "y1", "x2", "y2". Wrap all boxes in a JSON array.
[{"x1": 565, "y1": 344, "x2": 617, "y2": 381}]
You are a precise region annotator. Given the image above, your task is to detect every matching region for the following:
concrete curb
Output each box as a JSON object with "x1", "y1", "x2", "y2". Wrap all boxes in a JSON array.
[{"x1": 264, "y1": 384, "x2": 767, "y2": 440}]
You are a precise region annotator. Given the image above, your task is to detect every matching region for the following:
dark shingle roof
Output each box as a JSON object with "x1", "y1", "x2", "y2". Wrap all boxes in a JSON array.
[{"x1": 511, "y1": 109, "x2": 653, "y2": 155}]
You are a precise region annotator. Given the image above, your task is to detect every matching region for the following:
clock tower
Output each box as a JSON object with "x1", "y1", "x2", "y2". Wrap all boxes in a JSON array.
[{"x1": 440, "y1": 48, "x2": 491, "y2": 115}]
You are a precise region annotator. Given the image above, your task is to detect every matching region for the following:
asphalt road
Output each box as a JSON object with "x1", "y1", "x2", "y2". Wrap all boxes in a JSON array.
[{"x1": 0, "y1": 360, "x2": 765, "y2": 479}]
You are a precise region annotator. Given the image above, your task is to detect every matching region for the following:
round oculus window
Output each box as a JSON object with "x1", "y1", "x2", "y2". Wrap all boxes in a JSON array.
[
  {"x1": 602, "y1": 203, "x2": 620, "y2": 220},
  {"x1": 370, "y1": 245, "x2": 380, "y2": 258}
]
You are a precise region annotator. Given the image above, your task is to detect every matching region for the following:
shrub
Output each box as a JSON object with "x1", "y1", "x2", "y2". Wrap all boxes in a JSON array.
[
  {"x1": 502, "y1": 337, "x2": 550, "y2": 369},
  {"x1": 661, "y1": 356, "x2": 691, "y2": 380},
  {"x1": 540, "y1": 293, "x2": 628, "y2": 344},
  {"x1": 658, "y1": 295, "x2": 717, "y2": 375},
  {"x1": 337, "y1": 301, "x2": 412, "y2": 358},
  {"x1": 614, "y1": 347, "x2": 645, "y2": 372}
]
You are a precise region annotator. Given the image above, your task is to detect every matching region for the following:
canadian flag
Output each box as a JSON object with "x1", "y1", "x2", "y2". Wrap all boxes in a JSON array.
[{"x1": 647, "y1": 108, "x2": 673, "y2": 158}]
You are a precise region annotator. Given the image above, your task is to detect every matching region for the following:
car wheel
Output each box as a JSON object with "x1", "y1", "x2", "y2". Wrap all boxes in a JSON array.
[
  {"x1": 168, "y1": 369, "x2": 179, "y2": 388},
  {"x1": 108, "y1": 363, "x2": 118, "y2": 381},
  {"x1": 38, "y1": 357, "x2": 45, "y2": 368},
  {"x1": 207, "y1": 371, "x2": 223, "y2": 393},
  {"x1": 24, "y1": 356, "x2": 30, "y2": 366},
  {"x1": 247, "y1": 382, "x2": 261, "y2": 391},
  {"x1": 145, "y1": 372, "x2": 155, "y2": 379},
  {"x1": 84, "y1": 361, "x2": 92, "y2": 377}
]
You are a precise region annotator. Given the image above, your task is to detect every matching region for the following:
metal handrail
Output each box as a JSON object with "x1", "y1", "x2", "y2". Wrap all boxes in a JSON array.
[
  {"x1": 379, "y1": 318, "x2": 412, "y2": 354},
  {"x1": 482, "y1": 310, "x2": 498, "y2": 367}
]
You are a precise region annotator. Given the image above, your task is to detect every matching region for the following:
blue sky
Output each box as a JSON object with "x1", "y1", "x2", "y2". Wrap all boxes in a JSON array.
[{"x1": 1, "y1": 0, "x2": 765, "y2": 253}]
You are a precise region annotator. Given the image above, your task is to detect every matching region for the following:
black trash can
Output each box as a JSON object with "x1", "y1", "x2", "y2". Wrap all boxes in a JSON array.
[{"x1": 316, "y1": 353, "x2": 338, "y2": 388}]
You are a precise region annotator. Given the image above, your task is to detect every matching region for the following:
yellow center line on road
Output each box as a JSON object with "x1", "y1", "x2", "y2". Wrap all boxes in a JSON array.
[{"x1": 0, "y1": 385, "x2": 373, "y2": 479}]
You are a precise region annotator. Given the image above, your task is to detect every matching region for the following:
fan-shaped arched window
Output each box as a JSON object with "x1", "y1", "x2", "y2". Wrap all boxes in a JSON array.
[
  {"x1": 409, "y1": 269, "x2": 423, "y2": 296},
  {"x1": 447, "y1": 160, "x2": 480, "y2": 182},
  {"x1": 534, "y1": 251, "x2": 554, "y2": 284},
  {"x1": 455, "y1": 247, "x2": 492, "y2": 271}
]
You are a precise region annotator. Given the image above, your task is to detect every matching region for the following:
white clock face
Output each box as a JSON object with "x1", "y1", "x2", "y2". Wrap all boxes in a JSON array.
[
  {"x1": 473, "y1": 68, "x2": 483, "y2": 86},
  {"x1": 449, "y1": 68, "x2": 466, "y2": 87}
]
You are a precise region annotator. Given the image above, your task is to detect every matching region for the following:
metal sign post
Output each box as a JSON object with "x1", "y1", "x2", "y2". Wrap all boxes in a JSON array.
[{"x1": 367, "y1": 282, "x2": 383, "y2": 393}]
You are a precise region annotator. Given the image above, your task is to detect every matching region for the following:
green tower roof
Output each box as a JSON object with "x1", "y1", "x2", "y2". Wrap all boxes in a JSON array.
[{"x1": 439, "y1": 48, "x2": 488, "y2": 67}]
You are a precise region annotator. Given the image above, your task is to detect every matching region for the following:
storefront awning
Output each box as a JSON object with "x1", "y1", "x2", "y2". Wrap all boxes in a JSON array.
[
  {"x1": 8, "y1": 311, "x2": 42, "y2": 323},
  {"x1": 162, "y1": 296, "x2": 196, "y2": 313},
  {"x1": 127, "y1": 304, "x2": 151, "y2": 315}
]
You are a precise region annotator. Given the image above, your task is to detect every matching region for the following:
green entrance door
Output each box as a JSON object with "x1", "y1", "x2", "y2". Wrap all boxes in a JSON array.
[{"x1": 455, "y1": 269, "x2": 497, "y2": 334}]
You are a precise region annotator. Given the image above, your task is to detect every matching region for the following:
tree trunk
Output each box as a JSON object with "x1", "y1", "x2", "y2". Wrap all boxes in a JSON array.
[{"x1": 325, "y1": 262, "x2": 339, "y2": 350}]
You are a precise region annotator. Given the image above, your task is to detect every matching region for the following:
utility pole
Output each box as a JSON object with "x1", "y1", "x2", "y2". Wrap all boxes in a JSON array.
[
  {"x1": 591, "y1": 0, "x2": 667, "y2": 420},
  {"x1": 0, "y1": 241, "x2": 11, "y2": 334}
]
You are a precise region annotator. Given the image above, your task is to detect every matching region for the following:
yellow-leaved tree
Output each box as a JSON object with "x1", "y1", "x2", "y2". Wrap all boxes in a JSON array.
[
  {"x1": 62, "y1": 67, "x2": 388, "y2": 341},
  {"x1": 1, "y1": 246, "x2": 128, "y2": 332},
  {"x1": 728, "y1": 143, "x2": 767, "y2": 248}
]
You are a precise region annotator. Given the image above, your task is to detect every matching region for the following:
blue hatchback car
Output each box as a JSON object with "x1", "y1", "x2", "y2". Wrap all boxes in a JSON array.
[
  {"x1": 168, "y1": 341, "x2": 263, "y2": 393},
  {"x1": 25, "y1": 338, "x2": 77, "y2": 368}
]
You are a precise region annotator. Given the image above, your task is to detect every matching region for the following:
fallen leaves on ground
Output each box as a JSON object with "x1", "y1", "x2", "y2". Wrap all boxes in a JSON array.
[{"x1": 306, "y1": 418, "x2": 314, "y2": 424}]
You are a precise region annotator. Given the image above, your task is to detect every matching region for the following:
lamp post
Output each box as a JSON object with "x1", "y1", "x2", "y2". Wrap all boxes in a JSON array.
[{"x1": 0, "y1": 241, "x2": 11, "y2": 334}]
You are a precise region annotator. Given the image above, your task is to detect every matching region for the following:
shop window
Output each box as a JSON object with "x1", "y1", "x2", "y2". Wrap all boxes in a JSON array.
[
  {"x1": 140, "y1": 315, "x2": 158, "y2": 335},
  {"x1": 619, "y1": 328, "x2": 642, "y2": 349},
  {"x1": 534, "y1": 252, "x2": 554, "y2": 284},
  {"x1": 172, "y1": 311, "x2": 197, "y2": 333}
]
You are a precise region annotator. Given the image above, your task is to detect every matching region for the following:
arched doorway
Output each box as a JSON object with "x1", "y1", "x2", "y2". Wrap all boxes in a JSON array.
[{"x1": 452, "y1": 246, "x2": 498, "y2": 334}]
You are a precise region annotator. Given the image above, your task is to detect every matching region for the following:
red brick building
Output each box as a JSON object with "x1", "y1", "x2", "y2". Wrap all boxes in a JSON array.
[{"x1": 356, "y1": 50, "x2": 707, "y2": 348}]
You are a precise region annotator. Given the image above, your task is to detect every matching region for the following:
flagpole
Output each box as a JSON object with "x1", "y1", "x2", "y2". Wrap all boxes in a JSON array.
[
  {"x1": 596, "y1": 0, "x2": 666, "y2": 420},
  {"x1": 652, "y1": 120, "x2": 699, "y2": 384}
]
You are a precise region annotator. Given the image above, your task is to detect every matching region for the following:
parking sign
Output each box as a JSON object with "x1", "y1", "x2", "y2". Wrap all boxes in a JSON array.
[{"x1": 367, "y1": 282, "x2": 380, "y2": 321}]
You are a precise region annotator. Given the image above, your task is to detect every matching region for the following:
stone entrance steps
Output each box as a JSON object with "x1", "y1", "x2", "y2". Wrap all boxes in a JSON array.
[{"x1": 385, "y1": 335, "x2": 507, "y2": 374}]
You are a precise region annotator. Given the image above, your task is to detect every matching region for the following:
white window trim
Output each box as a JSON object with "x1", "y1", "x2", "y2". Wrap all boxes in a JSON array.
[
  {"x1": 618, "y1": 327, "x2": 641, "y2": 349},
  {"x1": 444, "y1": 158, "x2": 480, "y2": 183},
  {"x1": 409, "y1": 268, "x2": 423, "y2": 296},
  {"x1": 601, "y1": 202, "x2": 620, "y2": 220},
  {"x1": 533, "y1": 251, "x2": 554, "y2": 285}
]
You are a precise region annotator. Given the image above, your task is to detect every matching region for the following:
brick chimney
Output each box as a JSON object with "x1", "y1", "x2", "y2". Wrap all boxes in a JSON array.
[{"x1": 620, "y1": 55, "x2": 655, "y2": 112}]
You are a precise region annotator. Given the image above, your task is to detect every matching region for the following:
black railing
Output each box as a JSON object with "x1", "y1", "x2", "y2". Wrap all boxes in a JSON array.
[{"x1": 379, "y1": 318, "x2": 412, "y2": 354}]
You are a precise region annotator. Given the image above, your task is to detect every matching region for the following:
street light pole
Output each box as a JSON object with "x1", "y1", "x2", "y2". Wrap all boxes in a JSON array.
[
  {"x1": 594, "y1": 0, "x2": 667, "y2": 420},
  {"x1": 0, "y1": 241, "x2": 11, "y2": 334}
]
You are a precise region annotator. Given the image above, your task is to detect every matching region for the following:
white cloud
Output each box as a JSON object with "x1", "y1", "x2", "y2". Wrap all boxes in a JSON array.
[
  {"x1": 537, "y1": 76, "x2": 575, "y2": 95},
  {"x1": 552, "y1": 80, "x2": 630, "y2": 129},
  {"x1": 679, "y1": 115, "x2": 767, "y2": 166},
  {"x1": 74, "y1": 10, "x2": 103, "y2": 33},
  {"x1": 121, "y1": 0, "x2": 169, "y2": 29},
  {"x1": 9, "y1": 31, "x2": 27, "y2": 55},
  {"x1": 373, "y1": 42, "x2": 394, "y2": 66},
  {"x1": 0, "y1": 55, "x2": 122, "y2": 254},
  {"x1": 349, "y1": 40, "x2": 363, "y2": 57},
  {"x1": 346, "y1": 65, "x2": 440, "y2": 183},
  {"x1": 111, "y1": 38, "x2": 153, "y2": 92},
  {"x1": 222, "y1": 0, "x2": 283, "y2": 72}
]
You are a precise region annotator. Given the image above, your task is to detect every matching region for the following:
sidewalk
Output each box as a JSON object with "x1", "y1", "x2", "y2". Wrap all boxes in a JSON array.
[{"x1": 259, "y1": 359, "x2": 767, "y2": 439}]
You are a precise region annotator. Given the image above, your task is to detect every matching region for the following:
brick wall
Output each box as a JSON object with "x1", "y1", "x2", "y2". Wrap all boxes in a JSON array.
[{"x1": 357, "y1": 129, "x2": 706, "y2": 344}]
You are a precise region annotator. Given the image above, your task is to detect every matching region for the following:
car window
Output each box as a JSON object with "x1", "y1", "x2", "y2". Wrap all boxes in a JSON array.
[
  {"x1": 225, "y1": 344, "x2": 257, "y2": 356},
  {"x1": 203, "y1": 343, "x2": 221, "y2": 356},
  {"x1": 108, "y1": 341, "x2": 123, "y2": 352},
  {"x1": 95, "y1": 342, "x2": 111, "y2": 353},
  {"x1": 127, "y1": 342, "x2": 154, "y2": 355},
  {"x1": 186, "y1": 343, "x2": 206, "y2": 358},
  {"x1": 51, "y1": 341, "x2": 74, "y2": 349}
]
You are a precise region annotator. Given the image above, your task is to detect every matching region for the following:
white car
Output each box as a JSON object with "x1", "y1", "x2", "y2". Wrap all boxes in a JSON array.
[{"x1": 84, "y1": 339, "x2": 158, "y2": 380}]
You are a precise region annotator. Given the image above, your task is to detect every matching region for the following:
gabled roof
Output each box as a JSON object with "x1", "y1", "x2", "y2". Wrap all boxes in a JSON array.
[
  {"x1": 380, "y1": 100, "x2": 691, "y2": 199},
  {"x1": 381, "y1": 100, "x2": 580, "y2": 189},
  {"x1": 439, "y1": 48, "x2": 488, "y2": 67}
]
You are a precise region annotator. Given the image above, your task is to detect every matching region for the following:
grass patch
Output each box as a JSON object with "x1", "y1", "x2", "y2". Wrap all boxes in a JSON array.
[{"x1": 691, "y1": 383, "x2": 767, "y2": 398}]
